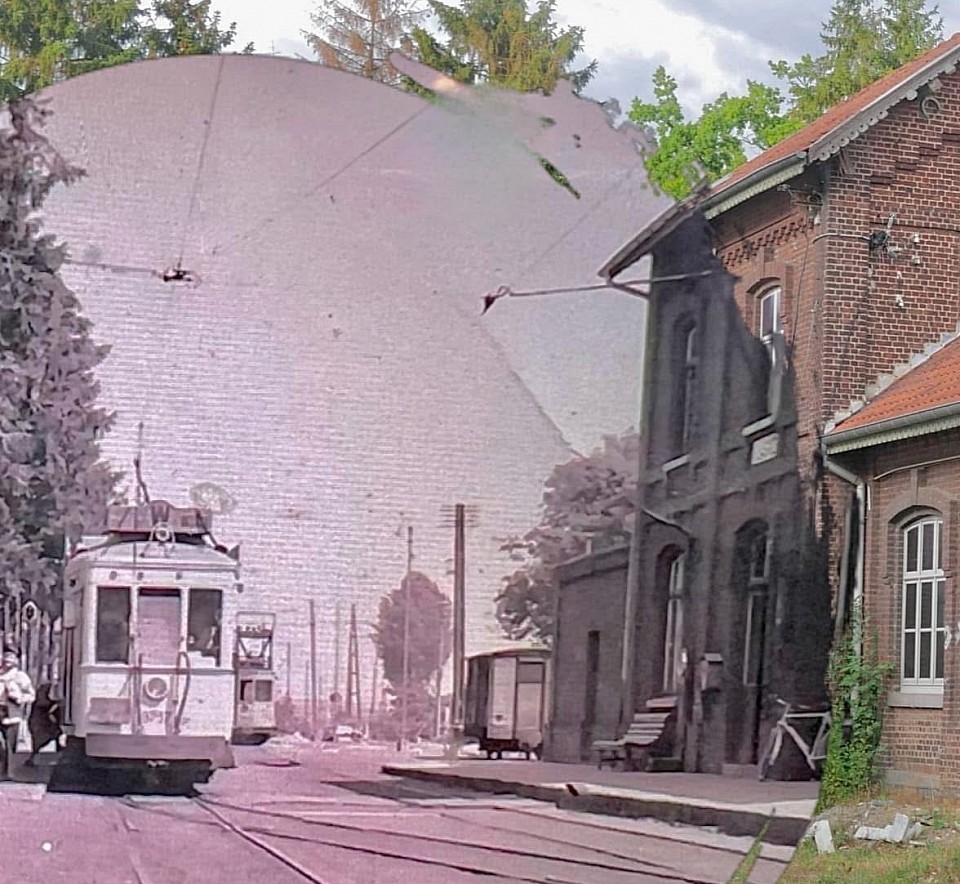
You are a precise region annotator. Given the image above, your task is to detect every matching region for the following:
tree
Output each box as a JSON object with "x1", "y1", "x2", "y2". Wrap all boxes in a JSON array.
[
  {"x1": 0, "y1": 0, "x2": 142, "y2": 100},
  {"x1": 304, "y1": 0, "x2": 425, "y2": 86},
  {"x1": 372, "y1": 570, "x2": 451, "y2": 735},
  {"x1": 0, "y1": 100, "x2": 120, "y2": 613},
  {"x1": 630, "y1": 0, "x2": 943, "y2": 200},
  {"x1": 0, "y1": 0, "x2": 251, "y2": 101},
  {"x1": 495, "y1": 430, "x2": 639, "y2": 643},
  {"x1": 628, "y1": 68, "x2": 800, "y2": 201},
  {"x1": 771, "y1": 0, "x2": 943, "y2": 124},
  {"x1": 409, "y1": 0, "x2": 597, "y2": 94},
  {"x1": 141, "y1": 0, "x2": 252, "y2": 58}
]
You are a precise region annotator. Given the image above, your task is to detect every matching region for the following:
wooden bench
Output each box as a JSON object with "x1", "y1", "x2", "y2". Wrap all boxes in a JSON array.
[{"x1": 593, "y1": 697, "x2": 676, "y2": 771}]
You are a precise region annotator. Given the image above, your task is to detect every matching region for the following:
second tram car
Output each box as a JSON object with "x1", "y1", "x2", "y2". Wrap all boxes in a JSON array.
[
  {"x1": 232, "y1": 611, "x2": 278, "y2": 744},
  {"x1": 58, "y1": 501, "x2": 243, "y2": 787}
]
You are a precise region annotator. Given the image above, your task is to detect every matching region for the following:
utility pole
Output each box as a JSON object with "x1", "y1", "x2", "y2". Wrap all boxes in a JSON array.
[
  {"x1": 346, "y1": 602, "x2": 361, "y2": 722},
  {"x1": 452, "y1": 504, "x2": 465, "y2": 740},
  {"x1": 369, "y1": 653, "x2": 378, "y2": 718},
  {"x1": 334, "y1": 601, "x2": 342, "y2": 700},
  {"x1": 286, "y1": 641, "x2": 292, "y2": 697},
  {"x1": 440, "y1": 503, "x2": 477, "y2": 757},
  {"x1": 309, "y1": 600, "x2": 318, "y2": 738},
  {"x1": 400, "y1": 525, "x2": 413, "y2": 750}
]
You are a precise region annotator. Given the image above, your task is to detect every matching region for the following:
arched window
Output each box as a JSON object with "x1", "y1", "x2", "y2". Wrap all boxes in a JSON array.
[
  {"x1": 901, "y1": 516, "x2": 946, "y2": 691},
  {"x1": 758, "y1": 286, "x2": 781, "y2": 362},
  {"x1": 662, "y1": 552, "x2": 686, "y2": 694},
  {"x1": 672, "y1": 317, "x2": 698, "y2": 453}
]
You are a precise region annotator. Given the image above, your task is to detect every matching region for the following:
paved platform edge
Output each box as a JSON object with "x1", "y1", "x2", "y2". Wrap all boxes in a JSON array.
[{"x1": 381, "y1": 764, "x2": 811, "y2": 847}]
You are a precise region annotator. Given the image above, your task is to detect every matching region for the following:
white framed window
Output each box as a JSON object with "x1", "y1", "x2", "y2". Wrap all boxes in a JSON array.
[
  {"x1": 758, "y1": 287, "x2": 782, "y2": 362},
  {"x1": 901, "y1": 517, "x2": 946, "y2": 691},
  {"x1": 663, "y1": 553, "x2": 686, "y2": 693}
]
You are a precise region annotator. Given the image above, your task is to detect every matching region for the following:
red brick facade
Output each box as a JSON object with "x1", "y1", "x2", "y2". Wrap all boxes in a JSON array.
[
  {"x1": 830, "y1": 428, "x2": 960, "y2": 791},
  {"x1": 708, "y1": 53, "x2": 960, "y2": 788}
]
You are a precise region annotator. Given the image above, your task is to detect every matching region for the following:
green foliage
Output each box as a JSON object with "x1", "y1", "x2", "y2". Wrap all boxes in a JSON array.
[
  {"x1": 0, "y1": 100, "x2": 120, "y2": 612},
  {"x1": 141, "y1": 1, "x2": 249, "y2": 58},
  {"x1": 630, "y1": 0, "x2": 942, "y2": 199},
  {"x1": 628, "y1": 67, "x2": 801, "y2": 200},
  {"x1": 771, "y1": 0, "x2": 943, "y2": 124},
  {"x1": 818, "y1": 603, "x2": 894, "y2": 810},
  {"x1": 373, "y1": 570, "x2": 451, "y2": 691},
  {"x1": 495, "y1": 431, "x2": 639, "y2": 642},
  {"x1": 0, "y1": 0, "x2": 249, "y2": 101},
  {"x1": 373, "y1": 570, "x2": 451, "y2": 738},
  {"x1": 409, "y1": 0, "x2": 597, "y2": 95},
  {"x1": 304, "y1": 0, "x2": 425, "y2": 86}
]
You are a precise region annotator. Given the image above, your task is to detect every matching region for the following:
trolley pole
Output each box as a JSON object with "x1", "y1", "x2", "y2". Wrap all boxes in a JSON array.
[
  {"x1": 309, "y1": 600, "x2": 318, "y2": 739},
  {"x1": 399, "y1": 526, "x2": 413, "y2": 751}
]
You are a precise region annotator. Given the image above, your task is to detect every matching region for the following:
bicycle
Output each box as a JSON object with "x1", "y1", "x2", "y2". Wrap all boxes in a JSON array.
[{"x1": 758, "y1": 697, "x2": 831, "y2": 781}]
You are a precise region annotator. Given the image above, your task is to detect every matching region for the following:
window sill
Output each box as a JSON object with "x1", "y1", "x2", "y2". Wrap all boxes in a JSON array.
[
  {"x1": 887, "y1": 690, "x2": 943, "y2": 709},
  {"x1": 742, "y1": 414, "x2": 776, "y2": 438},
  {"x1": 662, "y1": 453, "x2": 691, "y2": 474}
]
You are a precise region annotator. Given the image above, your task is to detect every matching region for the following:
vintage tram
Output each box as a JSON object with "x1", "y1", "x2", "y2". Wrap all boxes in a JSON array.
[
  {"x1": 231, "y1": 611, "x2": 278, "y2": 745},
  {"x1": 58, "y1": 501, "x2": 243, "y2": 787}
]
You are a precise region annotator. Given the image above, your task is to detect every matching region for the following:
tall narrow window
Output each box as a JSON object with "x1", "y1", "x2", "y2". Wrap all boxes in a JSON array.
[
  {"x1": 901, "y1": 517, "x2": 946, "y2": 691},
  {"x1": 663, "y1": 554, "x2": 686, "y2": 693},
  {"x1": 743, "y1": 531, "x2": 770, "y2": 688},
  {"x1": 673, "y1": 318, "x2": 698, "y2": 453},
  {"x1": 758, "y1": 287, "x2": 782, "y2": 364},
  {"x1": 682, "y1": 326, "x2": 698, "y2": 448}
]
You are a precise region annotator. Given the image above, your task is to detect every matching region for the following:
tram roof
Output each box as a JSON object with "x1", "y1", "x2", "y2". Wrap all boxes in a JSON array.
[{"x1": 69, "y1": 536, "x2": 239, "y2": 570}]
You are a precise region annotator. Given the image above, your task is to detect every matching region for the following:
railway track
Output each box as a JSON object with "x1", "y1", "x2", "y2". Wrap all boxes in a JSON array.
[{"x1": 111, "y1": 785, "x2": 737, "y2": 884}]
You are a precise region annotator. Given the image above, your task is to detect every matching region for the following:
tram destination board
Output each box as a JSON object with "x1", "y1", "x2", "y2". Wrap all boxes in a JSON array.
[{"x1": 105, "y1": 501, "x2": 213, "y2": 535}]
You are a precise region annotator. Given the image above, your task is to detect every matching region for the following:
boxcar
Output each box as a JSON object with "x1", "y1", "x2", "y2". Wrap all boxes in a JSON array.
[{"x1": 464, "y1": 647, "x2": 551, "y2": 760}]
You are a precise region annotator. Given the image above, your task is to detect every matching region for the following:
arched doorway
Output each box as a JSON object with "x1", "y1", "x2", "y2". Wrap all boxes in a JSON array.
[{"x1": 726, "y1": 521, "x2": 771, "y2": 765}]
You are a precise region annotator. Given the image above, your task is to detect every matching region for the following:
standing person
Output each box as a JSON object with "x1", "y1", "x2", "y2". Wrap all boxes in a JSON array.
[
  {"x1": 25, "y1": 684, "x2": 62, "y2": 767},
  {"x1": 0, "y1": 651, "x2": 35, "y2": 780}
]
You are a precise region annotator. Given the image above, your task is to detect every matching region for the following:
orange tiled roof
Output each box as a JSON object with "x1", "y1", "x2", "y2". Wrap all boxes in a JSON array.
[
  {"x1": 829, "y1": 337, "x2": 960, "y2": 435},
  {"x1": 708, "y1": 32, "x2": 960, "y2": 199}
]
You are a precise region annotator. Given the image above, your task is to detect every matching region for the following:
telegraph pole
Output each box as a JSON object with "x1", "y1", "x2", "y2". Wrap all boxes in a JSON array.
[
  {"x1": 286, "y1": 641, "x2": 292, "y2": 697},
  {"x1": 334, "y1": 601, "x2": 342, "y2": 700},
  {"x1": 400, "y1": 526, "x2": 413, "y2": 750},
  {"x1": 309, "y1": 600, "x2": 318, "y2": 738},
  {"x1": 440, "y1": 503, "x2": 477, "y2": 757},
  {"x1": 452, "y1": 504, "x2": 466, "y2": 738},
  {"x1": 346, "y1": 602, "x2": 361, "y2": 721}
]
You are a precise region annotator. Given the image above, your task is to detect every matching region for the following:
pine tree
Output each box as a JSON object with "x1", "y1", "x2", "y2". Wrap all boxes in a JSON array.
[
  {"x1": 141, "y1": 0, "x2": 251, "y2": 57},
  {"x1": 410, "y1": 0, "x2": 597, "y2": 94},
  {"x1": 304, "y1": 0, "x2": 425, "y2": 86},
  {"x1": 0, "y1": 100, "x2": 119, "y2": 612}
]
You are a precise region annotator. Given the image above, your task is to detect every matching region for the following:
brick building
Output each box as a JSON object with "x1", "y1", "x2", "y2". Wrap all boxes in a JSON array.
[
  {"x1": 547, "y1": 206, "x2": 830, "y2": 771},
  {"x1": 824, "y1": 333, "x2": 960, "y2": 791},
  {"x1": 548, "y1": 33, "x2": 960, "y2": 775}
]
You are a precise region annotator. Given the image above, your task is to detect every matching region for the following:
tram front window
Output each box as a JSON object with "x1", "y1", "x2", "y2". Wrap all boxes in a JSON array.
[
  {"x1": 96, "y1": 586, "x2": 131, "y2": 663},
  {"x1": 187, "y1": 588, "x2": 222, "y2": 665}
]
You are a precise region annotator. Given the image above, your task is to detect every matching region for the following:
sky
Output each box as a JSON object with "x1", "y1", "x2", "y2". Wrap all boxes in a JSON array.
[{"x1": 219, "y1": 0, "x2": 960, "y2": 116}]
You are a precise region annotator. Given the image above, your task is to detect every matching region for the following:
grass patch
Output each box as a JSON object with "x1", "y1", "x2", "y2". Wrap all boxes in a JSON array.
[
  {"x1": 781, "y1": 788, "x2": 960, "y2": 883},
  {"x1": 727, "y1": 820, "x2": 768, "y2": 883}
]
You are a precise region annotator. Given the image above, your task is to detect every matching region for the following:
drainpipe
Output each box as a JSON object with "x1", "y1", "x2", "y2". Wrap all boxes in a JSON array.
[{"x1": 821, "y1": 445, "x2": 866, "y2": 652}]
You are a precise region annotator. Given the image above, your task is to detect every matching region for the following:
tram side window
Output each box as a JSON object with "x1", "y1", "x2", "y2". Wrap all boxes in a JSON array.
[
  {"x1": 187, "y1": 589, "x2": 222, "y2": 665},
  {"x1": 96, "y1": 587, "x2": 131, "y2": 663},
  {"x1": 254, "y1": 680, "x2": 273, "y2": 702}
]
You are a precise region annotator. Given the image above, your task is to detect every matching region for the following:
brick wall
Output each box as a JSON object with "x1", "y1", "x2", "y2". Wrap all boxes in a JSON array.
[
  {"x1": 839, "y1": 427, "x2": 960, "y2": 790},
  {"x1": 547, "y1": 548, "x2": 628, "y2": 762}
]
